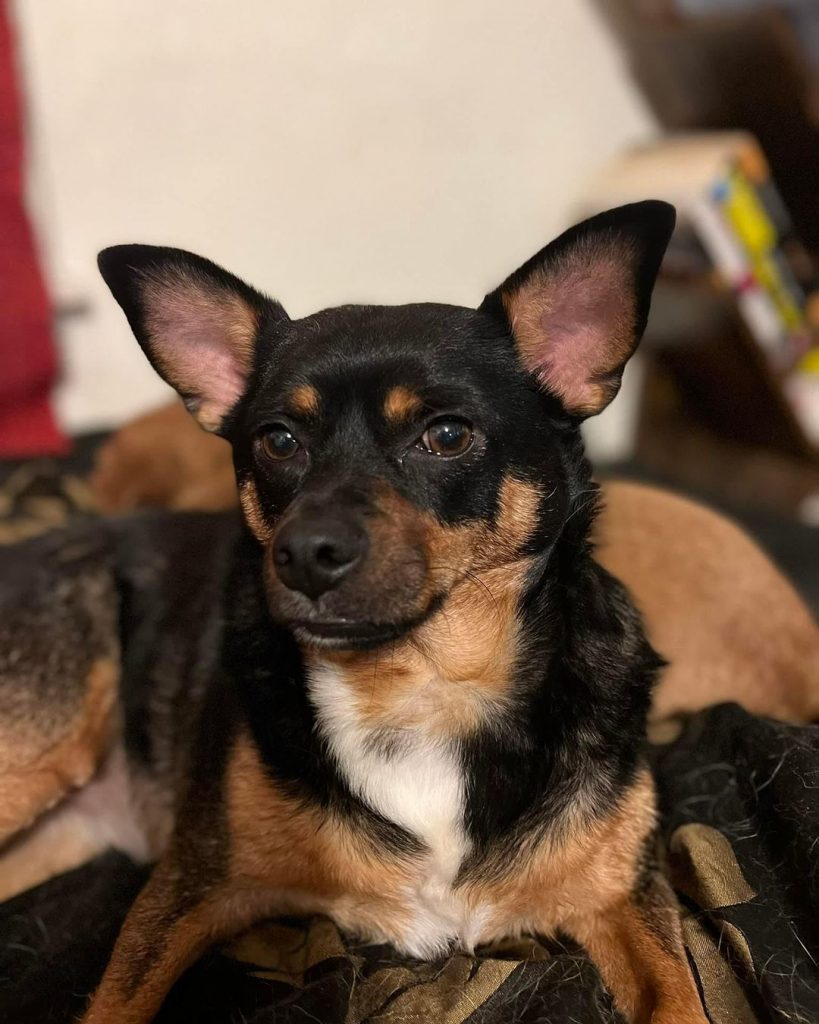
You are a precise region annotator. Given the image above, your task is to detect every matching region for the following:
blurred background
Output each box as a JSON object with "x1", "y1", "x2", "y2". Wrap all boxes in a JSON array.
[{"x1": 2, "y1": 0, "x2": 819, "y2": 601}]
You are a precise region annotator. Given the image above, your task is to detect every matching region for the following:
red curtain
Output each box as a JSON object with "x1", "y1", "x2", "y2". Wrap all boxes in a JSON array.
[{"x1": 0, "y1": 0, "x2": 66, "y2": 457}]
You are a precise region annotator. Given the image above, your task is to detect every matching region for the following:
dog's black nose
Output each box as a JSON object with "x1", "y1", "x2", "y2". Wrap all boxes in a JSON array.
[{"x1": 273, "y1": 514, "x2": 367, "y2": 600}]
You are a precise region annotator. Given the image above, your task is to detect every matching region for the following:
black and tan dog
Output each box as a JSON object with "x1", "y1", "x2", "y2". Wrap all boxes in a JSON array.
[{"x1": 2, "y1": 202, "x2": 712, "y2": 1023}]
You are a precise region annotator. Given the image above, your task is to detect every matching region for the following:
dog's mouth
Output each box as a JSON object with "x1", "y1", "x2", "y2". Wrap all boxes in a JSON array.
[
  {"x1": 285, "y1": 593, "x2": 445, "y2": 651},
  {"x1": 289, "y1": 618, "x2": 412, "y2": 650}
]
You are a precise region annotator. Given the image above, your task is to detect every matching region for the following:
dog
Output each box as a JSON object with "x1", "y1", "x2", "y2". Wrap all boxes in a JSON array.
[{"x1": 4, "y1": 202, "x2": 715, "y2": 1023}]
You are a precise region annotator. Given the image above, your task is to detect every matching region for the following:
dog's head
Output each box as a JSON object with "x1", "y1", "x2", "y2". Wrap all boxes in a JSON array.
[{"x1": 99, "y1": 202, "x2": 674, "y2": 650}]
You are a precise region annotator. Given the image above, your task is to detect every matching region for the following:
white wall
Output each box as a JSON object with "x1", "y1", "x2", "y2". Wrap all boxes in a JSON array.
[{"x1": 12, "y1": 0, "x2": 656, "y2": 435}]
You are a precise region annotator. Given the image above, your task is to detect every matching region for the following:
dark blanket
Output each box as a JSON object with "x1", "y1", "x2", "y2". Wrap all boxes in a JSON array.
[{"x1": 2, "y1": 704, "x2": 818, "y2": 1024}]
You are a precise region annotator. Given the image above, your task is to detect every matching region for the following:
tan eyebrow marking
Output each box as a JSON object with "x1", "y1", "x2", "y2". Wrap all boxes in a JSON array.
[
  {"x1": 287, "y1": 384, "x2": 320, "y2": 417},
  {"x1": 383, "y1": 386, "x2": 423, "y2": 423}
]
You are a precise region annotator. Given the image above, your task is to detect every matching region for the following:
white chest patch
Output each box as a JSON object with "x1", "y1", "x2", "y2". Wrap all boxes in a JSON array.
[{"x1": 308, "y1": 662, "x2": 488, "y2": 956}]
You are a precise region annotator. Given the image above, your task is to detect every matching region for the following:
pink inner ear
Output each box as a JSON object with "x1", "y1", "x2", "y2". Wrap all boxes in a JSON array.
[
  {"x1": 142, "y1": 275, "x2": 258, "y2": 431},
  {"x1": 506, "y1": 246, "x2": 636, "y2": 416}
]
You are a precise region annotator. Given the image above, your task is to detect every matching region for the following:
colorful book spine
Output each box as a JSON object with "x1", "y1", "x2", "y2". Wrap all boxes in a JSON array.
[
  {"x1": 691, "y1": 146, "x2": 811, "y2": 371},
  {"x1": 684, "y1": 142, "x2": 819, "y2": 442}
]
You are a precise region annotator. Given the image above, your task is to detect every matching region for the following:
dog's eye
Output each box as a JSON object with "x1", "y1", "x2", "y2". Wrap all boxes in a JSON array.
[
  {"x1": 258, "y1": 425, "x2": 301, "y2": 461},
  {"x1": 418, "y1": 418, "x2": 474, "y2": 457}
]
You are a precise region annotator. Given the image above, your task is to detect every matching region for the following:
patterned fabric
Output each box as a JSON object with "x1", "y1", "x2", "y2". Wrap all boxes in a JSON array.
[
  {"x1": 0, "y1": 467, "x2": 817, "y2": 1023},
  {"x1": 657, "y1": 706, "x2": 819, "y2": 1024},
  {"x1": 0, "y1": 462, "x2": 93, "y2": 544}
]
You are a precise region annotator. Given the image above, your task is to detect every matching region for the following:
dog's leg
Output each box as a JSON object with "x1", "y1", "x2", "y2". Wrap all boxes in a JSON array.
[
  {"x1": 81, "y1": 728, "x2": 337, "y2": 1023},
  {"x1": 79, "y1": 852, "x2": 276, "y2": 1024},
  {"x1": 567, "y1": 870, "x2": 707, "y2": 1024}
]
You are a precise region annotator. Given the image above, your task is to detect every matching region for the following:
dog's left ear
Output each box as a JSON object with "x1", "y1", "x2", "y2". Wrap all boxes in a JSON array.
[
  {"x1": 98, "y1": 245, "x2": 288, "y2": 434},
  {"x1": 480, "y1": 201, "x2": 675, "y2": 418}
]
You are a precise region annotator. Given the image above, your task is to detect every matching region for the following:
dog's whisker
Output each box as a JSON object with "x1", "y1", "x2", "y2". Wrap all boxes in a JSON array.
[
  {"x1": 369, "y1": 641, "x2": 381, "y2": 711},
  {"x1": 425, "y1": 564, "x2": 505, "y2": 631}
]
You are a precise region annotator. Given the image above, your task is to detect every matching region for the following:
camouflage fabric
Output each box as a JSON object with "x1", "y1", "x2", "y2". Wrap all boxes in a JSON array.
[
  {"x1": 0, "y1": 465, "x2": 817, "y2": 1023},
  {"x1": 0, "y1": 461, "x2": 94, "y2": 545},
  {"x1": 656, "y1": 706, "x2": 819, "y2": 1024}
]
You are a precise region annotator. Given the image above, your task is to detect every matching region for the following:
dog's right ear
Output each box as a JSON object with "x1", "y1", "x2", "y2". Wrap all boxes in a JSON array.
[{"x1": 98, "y1": 245, "x2": 288, "y2": 434}]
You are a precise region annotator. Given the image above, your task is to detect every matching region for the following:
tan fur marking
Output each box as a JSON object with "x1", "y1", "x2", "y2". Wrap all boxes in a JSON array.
[
  {"x1": 311, "y1": 562, "x2": 527, "y2": 736},
  {"x1": 380, "y1": 475, "x2": 542, "y2": 597},
  {"x1": 239, "y1": 478, "x2": 272, "y2": 544},
  {"x1": 315, "y1": 477, "x2": 542, "y2": 736},
  {"x1": 0, "y1": 658, "x2": 118, "y2": 843},
  {"x1": 383, "y1": 386, "x2": 423, "y2": 423},
  {"x1": 491, "y1": 476, "x2": 543, "y2": 562},
  {"x1": 575, "y1": 897, "x2": 707, "y2": 1022},
  {"x1": 288, "y1": 384, "x2": 320, "y2": 418},
  {"x1": 466, "y1": 769, "x2": 657, "y2": 933},
  {"x1": 227, "y1": 734, "x2": 417, "y2": 941}
]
